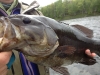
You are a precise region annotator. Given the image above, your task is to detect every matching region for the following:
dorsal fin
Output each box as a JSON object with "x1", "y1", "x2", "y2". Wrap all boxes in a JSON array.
[{"x1": 72, "y1": 24, "x2": 93, "y2": 38}]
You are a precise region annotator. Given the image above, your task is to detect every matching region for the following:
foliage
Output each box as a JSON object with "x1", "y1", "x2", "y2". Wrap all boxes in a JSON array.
[{"x1": 40, "y1": 0, "x2": 100, "y2": 20}]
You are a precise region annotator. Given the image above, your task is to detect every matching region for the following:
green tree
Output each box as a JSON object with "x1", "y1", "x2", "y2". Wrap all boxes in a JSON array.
[{"x1": 40, "y1": 0, "x2": 100, "y2": 20}]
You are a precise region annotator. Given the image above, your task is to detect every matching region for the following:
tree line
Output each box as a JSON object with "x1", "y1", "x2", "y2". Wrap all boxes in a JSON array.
[{"x1": 40, "y1": 0, "x2": 100, "y2": 20}]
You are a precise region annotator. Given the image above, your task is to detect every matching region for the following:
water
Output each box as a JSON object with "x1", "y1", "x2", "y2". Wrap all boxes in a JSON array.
[
  {"x1": 62, "y1": 16, "x2": 100, "y2": 39},
  {"x1": 49, "y1": 16, "x2": 100, "y2": 75}
]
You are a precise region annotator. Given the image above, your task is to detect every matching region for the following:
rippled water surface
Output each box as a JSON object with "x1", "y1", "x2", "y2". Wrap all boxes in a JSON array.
[
  {"x1": 63, "y1": 16, "x2": 100, "y2": 39},
  {"x1": 50, "y1": 16, "x2": 100, "y2": 75}
]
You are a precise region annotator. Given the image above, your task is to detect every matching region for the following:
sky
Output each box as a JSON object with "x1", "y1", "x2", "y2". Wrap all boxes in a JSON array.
[{"x1": 20, "y1": 0, "x2": 57, "y2": 7}]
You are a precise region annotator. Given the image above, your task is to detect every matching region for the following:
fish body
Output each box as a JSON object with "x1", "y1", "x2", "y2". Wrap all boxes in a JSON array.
[{"x1": 1, "y1": 14, "x2": 100, "y2": 75}]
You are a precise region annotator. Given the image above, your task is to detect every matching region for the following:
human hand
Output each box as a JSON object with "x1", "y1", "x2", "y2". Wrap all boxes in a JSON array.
[
  {"x1": 0, "y1": 51, "x2": 12, "y2": 75},
  {"x1": 85, "y1": 49, "x2": 96, "y2": 58}
]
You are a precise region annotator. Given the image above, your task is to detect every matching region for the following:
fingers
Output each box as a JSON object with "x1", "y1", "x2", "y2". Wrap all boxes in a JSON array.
[{"x1": 85, "y1": 49, "x2": 96, "y2": 58}]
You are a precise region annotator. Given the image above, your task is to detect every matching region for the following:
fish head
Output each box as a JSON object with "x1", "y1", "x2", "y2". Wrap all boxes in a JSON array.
[{"x1": 9, "y1": 14, "x2": 59, "y2": 56}]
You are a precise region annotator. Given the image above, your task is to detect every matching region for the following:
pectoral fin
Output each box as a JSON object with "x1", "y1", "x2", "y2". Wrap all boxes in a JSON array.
[{"x1": 56, "y1": 45, "x2": 76, "y2": 58}]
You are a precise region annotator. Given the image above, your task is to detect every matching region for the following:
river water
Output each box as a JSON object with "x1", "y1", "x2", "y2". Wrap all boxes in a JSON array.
[{"x1": 49, "y1": 16, "x2": 100, "y2": 75}]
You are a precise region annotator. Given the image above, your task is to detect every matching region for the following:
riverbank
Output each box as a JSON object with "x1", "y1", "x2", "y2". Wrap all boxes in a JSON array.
[{"x1": 58, "y1": 13, "x2": 100, "y2": 21}]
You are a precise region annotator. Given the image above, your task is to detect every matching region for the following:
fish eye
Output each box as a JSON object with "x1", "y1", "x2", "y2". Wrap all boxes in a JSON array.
[{"x1": 23, "y1": 17, "x2": 31, "y2": 24}]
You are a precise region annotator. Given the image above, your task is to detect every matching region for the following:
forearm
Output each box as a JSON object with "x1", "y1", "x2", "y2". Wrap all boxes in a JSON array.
[
  {"x1": 0, "y1": 65, "x2": 8, "y2": 75},
  {"x1": 0, "y1": 51, "x2": 15, "y2": 75}
]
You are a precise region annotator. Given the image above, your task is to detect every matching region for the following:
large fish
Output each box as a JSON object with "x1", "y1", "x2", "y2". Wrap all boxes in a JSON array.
[{"x1": 0, "y1": 14, "x2": 100, "y2": 75}]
